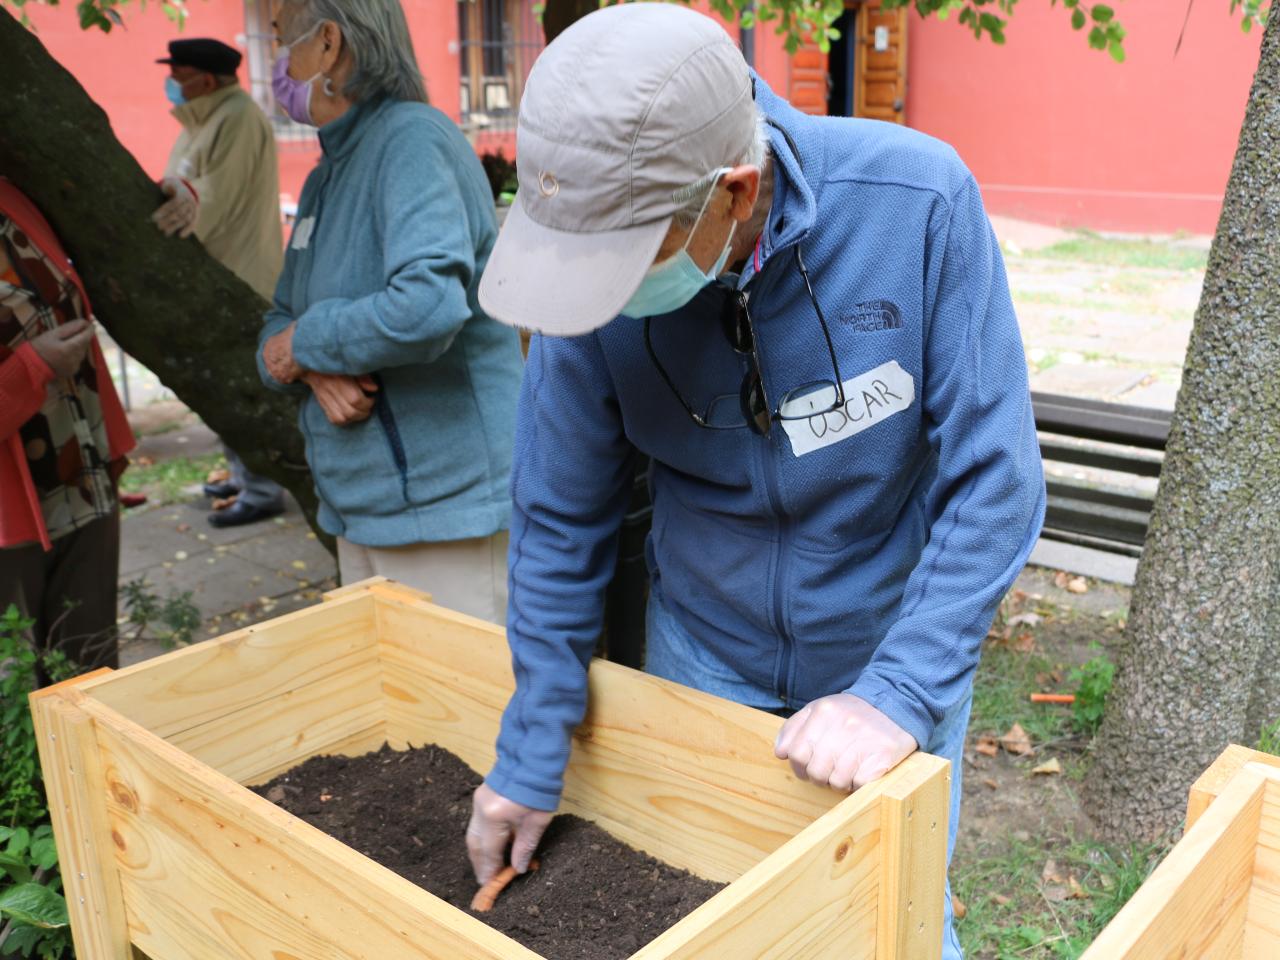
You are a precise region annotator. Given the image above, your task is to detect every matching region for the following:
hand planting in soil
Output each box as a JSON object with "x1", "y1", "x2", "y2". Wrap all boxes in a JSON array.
[{"x1": 254, "y1": 744, "x2": 723, "y2": 960}]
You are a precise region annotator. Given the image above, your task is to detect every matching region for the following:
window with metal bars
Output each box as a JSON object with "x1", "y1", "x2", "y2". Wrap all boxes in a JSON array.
[{"x1": 456, "y1": 0, "x2": 543, "y2": 134}]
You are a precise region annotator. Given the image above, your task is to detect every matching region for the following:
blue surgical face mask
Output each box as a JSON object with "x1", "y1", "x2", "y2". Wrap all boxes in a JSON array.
[
  {"x1": 623, "y1": 170, "x2": 738, "y2": 319},
  {"x1": 165, "y1": 76, "x2": 187, "y2": 107}
]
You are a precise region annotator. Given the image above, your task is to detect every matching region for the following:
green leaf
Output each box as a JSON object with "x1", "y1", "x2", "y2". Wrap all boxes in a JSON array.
[
  {"x1": 1091, "y1": 4, "x2": 1114, "y2": 22},
  {"x1": 5, "y1": 827, "x2": 31, "y2": 857},
  {"x1": 30, "y1": 836, "x2": 58, "y2": 872},
  {"x1": 1109, "y1": 39, "x2": 1126, "y2": 62},
  {"x1": 0, "y1": 851, "x2": 33, "y2": 884},
  {"x1": 0, "y1": 883, "x2": 69, "y2": 930},
  {"x1": 1071, "y1": 8, "x2": 1085, "y2": 29},
  {"x1": 1088, "y1": 24, "x2": 1107, "y2": 49}
]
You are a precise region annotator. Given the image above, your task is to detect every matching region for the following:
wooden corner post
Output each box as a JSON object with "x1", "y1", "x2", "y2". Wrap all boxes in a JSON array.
[
  {"x1": 877, "y1": 755, "x2": 950, "y2": 959},
  {"x1": 29, "y1": 673, "x2": 131, "y2": 960}
]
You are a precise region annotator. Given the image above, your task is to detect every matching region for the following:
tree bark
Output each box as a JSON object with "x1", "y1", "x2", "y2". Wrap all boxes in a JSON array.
[
  {"x1": 0, "y1": 10, "x2": 329, "y2": 548},
  {"x1": 1084, "y1": 11, "x2": 1280, "y2": 841}
]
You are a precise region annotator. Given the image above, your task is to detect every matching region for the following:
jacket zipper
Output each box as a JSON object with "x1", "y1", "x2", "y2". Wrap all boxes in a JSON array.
[
  {"x1": 372, "y1": 375, "x2": 411, "y2": 502},
  {"x1": 760, "y1": 438, "x2": 794, "y2": 705}
]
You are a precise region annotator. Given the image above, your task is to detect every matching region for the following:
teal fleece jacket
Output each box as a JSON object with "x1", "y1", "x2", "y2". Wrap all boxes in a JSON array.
[{"x1": 257, "y1": 98, "x2": 523, "y2": 546}]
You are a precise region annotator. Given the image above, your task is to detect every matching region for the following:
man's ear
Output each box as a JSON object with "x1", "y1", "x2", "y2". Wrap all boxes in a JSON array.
[{"x1": 725, "y1": 165, "x2": 762, "y2": 222}]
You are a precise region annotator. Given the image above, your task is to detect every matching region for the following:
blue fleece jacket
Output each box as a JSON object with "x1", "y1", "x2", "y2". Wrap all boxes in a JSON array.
[
  {"x1": 257, "y1": 98, "x2": 523, "y2": 546},
  {"x1": 487, "y1": 79, "x2": 1046, "y2": 812}
]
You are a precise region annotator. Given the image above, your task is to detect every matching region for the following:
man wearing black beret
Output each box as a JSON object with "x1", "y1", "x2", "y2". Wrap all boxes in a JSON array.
[{"x1": 153, "y1": 37, "x2": 288, "y2": 527}]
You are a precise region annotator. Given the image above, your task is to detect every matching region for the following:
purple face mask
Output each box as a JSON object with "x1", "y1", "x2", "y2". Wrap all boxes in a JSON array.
[{"x1": 272, "y1": 24, "x2": 323, "y2": 126}]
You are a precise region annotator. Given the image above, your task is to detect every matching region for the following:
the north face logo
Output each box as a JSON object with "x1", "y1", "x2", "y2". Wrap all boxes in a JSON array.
[{"x1": 843, "y1": 300, "x2": 902, "y2": 333}]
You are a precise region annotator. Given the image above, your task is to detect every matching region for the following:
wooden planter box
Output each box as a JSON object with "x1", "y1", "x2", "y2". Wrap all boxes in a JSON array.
[
  {"x1": 1082, "y1": 745, "x2": 1280, "y2": 959},
  {"x1": 31, "y1": 578, "x2": 949, "y2": 960}
]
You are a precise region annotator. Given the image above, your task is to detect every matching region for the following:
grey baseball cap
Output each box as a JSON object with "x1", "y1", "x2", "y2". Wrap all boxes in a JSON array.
[{"x1": 478, "y1": 3, "x2": 756, "y2": 337}]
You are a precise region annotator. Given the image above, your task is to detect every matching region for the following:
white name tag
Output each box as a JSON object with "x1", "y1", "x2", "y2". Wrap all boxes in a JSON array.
[
  {"x1": 780, "y1": 360, "x2": 916, "y2": 457},
  {"x1": 291, "y1": 216, "x2": 316, "y2": 251}
]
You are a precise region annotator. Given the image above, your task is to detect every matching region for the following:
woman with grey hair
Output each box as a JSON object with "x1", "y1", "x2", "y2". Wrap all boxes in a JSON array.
[{"x1": 258, "y1": 0, "x2": 523, "y2": 622}]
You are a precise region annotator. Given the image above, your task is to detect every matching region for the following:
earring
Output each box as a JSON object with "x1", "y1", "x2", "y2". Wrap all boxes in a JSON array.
[{"x1": 323, "y1": 76, "x2": 336, "y2": 97}]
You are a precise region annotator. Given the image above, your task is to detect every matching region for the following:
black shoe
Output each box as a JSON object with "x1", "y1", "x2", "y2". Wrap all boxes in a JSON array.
[
  {"x1": 203, "y1": 481, "x2": 241, "y2": 499},
  {"x1": 207, "y1": 500, "x2": 284, "y2": 528}
]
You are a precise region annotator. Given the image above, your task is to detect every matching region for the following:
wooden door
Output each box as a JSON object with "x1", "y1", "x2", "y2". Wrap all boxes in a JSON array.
[
  {"x1": 785, "y1": 2, "x2": 910, "y2": 123},
  {"x1": 854, "y1": 1, "x2": 909, "y2": 124}
]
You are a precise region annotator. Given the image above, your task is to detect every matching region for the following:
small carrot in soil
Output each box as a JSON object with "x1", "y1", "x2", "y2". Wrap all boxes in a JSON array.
[
  {"x1": 471, "y1": 859, "x2": 540, "y2": 913},
  {"x1": 1030, "y1": 693, "x2": 1076, "y2": 704}
]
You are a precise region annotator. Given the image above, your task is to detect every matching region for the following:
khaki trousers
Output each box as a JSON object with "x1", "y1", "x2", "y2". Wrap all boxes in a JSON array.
[{"x1": 336, "y1": 531, "x2": 509, "y2": 625}]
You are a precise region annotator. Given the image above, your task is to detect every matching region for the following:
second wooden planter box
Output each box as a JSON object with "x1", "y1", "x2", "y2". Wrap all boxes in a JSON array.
[{"x1": 32, "y1": 577, "x2": 949, "y2": 960}]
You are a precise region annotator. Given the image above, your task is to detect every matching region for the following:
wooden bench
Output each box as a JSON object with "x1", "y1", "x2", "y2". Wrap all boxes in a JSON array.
[{"x1": 1032, "y1": 391, "x2": 1172, "y2": 558}]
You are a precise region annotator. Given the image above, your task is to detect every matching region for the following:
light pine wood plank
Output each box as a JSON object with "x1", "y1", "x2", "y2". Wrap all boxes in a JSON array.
[
  {"x1": 30, "y1": 680, "x2": 132, "y2": 959},
  {"x1": 1244, "y1": 770, "x2": 1280, "y2": 955},
  {"x1": 876, "y1": 754, "x2": 951, "y2": 959},
  {"x1": 77, "y1": 695, "x2": 542, "y2": 960},
  {"x1": 634, "y1": 753, "x2": 949, "y2": 960},
  {"x1": 1188, "y1": 745, "x2": 1280, "y2": 828},
  {"x1": 1082, "y1": 763, "x2": 1267, "y2": 960},
  {"x1": 77, "y1": 592, "x2": 379, "y2": 739}
]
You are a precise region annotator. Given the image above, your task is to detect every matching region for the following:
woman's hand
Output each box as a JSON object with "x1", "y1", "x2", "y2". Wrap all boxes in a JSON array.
[
  {"x1": 304, "y1": 372, "x2": 379, "y2": 426},
  {"x1": 263, "y1": 322, "x2": 306, "y2": 384},
  {"x1": 31, "y1": 320, "x2": 95, "y2": 379}
]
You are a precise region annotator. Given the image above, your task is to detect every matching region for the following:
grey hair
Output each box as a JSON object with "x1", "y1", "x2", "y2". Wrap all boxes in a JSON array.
[
  {"x1": 288, "y1": 0, "x2": 428, "y2": 104},
  {"x1": 672, "y1": 108, "x2": 770, "y2": 229}
]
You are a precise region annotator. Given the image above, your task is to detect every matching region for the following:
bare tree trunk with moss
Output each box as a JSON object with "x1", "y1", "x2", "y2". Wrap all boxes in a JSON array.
[
  {"x1": 0, "y1": 10, "x2": 330, "y2": 547},
  {"x1": 1084, "y1": 12, "x2": 1280, "y2": 841}
]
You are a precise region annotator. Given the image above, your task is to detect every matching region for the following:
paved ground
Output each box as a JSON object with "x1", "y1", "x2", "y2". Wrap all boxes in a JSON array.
[{"x1": 101, "y1": 217, "x2": 1207, "y2": 661}]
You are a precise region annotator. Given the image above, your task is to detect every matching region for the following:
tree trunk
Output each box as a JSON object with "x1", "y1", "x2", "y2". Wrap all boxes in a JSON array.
[
  {"x1": 1084, "y1": 11, "x2": 1280, "y2": 841},
  {"x1": 0, "y1": 10, "x2": 329, "y2": 549},
  {"x1": 542, "y1": 0, "x2": 601, "y2": 45}
]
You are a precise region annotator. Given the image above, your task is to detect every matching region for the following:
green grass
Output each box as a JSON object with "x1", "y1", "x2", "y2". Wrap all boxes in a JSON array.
[
  {"x1": 119, "y1": 453, "x2": 225, "y2": 504},
  {"x1": 955, "y1": 836, "x2": 1169, "y2": 959},
  {"x1": 1259, "y1": 718, "x2": 1280, "y2": 757},
  {"x1": 1031, "y1": 232, "x2": 1208, "y2": 272},
  {"x1": 972, "y1": 643, "x2": 1073, "y2": 746}
]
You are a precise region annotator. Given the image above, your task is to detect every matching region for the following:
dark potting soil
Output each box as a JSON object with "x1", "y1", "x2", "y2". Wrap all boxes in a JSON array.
[{"x1": 253, "y1": 743, "x2": 724, "y2": 960}]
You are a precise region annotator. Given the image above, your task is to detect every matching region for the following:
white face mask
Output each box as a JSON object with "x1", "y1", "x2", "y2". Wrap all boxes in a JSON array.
[{"x1": 623, "y1": 168, "x2": 737, "y2": 319}]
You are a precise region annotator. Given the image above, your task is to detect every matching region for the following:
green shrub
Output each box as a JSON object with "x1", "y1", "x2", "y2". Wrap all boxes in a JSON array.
[{"x1": 1071, "y1": 652, "x2": 1117, "y2": 737}]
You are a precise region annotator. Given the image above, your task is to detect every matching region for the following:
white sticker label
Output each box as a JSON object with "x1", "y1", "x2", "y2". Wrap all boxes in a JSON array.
[
  {"x1": 780, "y1": 360, "x2": 915, "y2": 457},
  {"x1": 290, "y1": 216, "x2": 316, "y2": 251}
]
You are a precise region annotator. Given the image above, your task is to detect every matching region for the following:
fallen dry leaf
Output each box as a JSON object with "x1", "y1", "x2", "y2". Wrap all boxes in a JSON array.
[
  {"x1": 1000, "y1": 723, "x2": 1034, "y2": 756},
  {"x1": 1043, "y1": 884, "x2": 1070, "y2": 903},
  {"x1": 1032, "y1": 758, "x2": 1063, "y2": 777},
  {"x1": 206, "y1": 467, "x2": 231, "y2": 484},
  {"x1": 134, "y1": 455, "x2": 155, "y2": 467},
  {"x1": 983, "y1": 778, "x2": 999, "y2": 790},
  {"x1": 291, "y1": 560, "x2": 308, "y2": 570},
  {"x1": 1068, "y1": 876, "x2": 1090, "y2": 900},
  {"x1": 992, "y1": 893, "x2": 1012, "y2": 906},
  {"x1": 1013, "y1": 632, "x2": 1037, "y2": 653},
  {"x1": 1007, "y1": 612, "x2": 1043, "y2": 628},
  {"x1": 1053, "y1": 570, "x2": 1070, "y2": 589},
  {"x1": 212, "y1": 495, "x2": 238, "y2": 511},
  {"x1": 319, "y1": 793, "x2": 332, "y2": 802},
  {"x1": 1041, "y1": 859, "x2": 1065, "y2": 885},
  {"x1": 1066, "y1": 576, "x2": 1089, "y2": 594},
  {"x1": 975, "y1": 735, "x2": 999, "y2": 757},
  {"x1": 951, "y1": 893, "x2": 967, "y2": 920}
]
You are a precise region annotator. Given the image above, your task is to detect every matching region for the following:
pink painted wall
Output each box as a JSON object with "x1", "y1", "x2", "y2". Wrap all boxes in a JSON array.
[
  {"x1": 906, "y1": 3, "x2": 1264, "y2": 234},
  {"x1": 20, "y1": 0, "x2": 464, "y2": 202},
  {"x1": 19, "y1": 1, "x2": 1262, "y2": 235}
]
